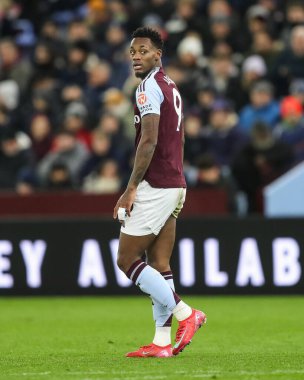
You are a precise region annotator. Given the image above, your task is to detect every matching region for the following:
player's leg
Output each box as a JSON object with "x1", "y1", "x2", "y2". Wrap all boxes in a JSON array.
[
  {"x1": 120, "y1": 217, "x2": 206, "y2": 358},
  {"x1": 147, "y1": 214, "x2": 206, "y2": 355},
  {"x1": 116, "y1": 184, "x2": 184, "y2": 312},
  {"x1": 118, "y1": 222, "x2": 194, "y2": 358},
  {"x1": 116, "y1": 230, "x2": 181, "y2": 310},
  {"x1": 117, "y1": 184, "x2": 206, "y2": 356},
  {"x1": 116, "y1": 232, "x2": 155, "y2": 275},
  {"x1": 147, "y1": 215, "x2": 175, "y2": 272},
  {"x1": 146, "y1": 215, "x2": 207, "y2": 356},
  {"x1": 146, "y1": 216, "x2": 176, "y2": 348},
  {"x1": 117, "y1": 229, "x2": 180, "y2": 358}
]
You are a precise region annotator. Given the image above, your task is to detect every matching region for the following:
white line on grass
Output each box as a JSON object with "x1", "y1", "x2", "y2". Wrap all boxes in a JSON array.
[
  {"x1": 20, "y1": 373, "x2": 51, "y2": 376},
  {"x1": 189, "y1": 369, "x2": 304, "y2": 378},
  {"x1": 9, "y1": 369, "x2": 304, "y2": 379}
]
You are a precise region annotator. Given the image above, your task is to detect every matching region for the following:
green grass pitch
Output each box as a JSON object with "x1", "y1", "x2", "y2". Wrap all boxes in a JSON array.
[{"x1": 0, "y1": 296, "x2": 303, "y2": 380}]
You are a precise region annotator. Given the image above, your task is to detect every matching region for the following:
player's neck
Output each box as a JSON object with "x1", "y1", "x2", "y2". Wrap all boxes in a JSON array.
[{"x1": 141, "y1": 65, "x2": 161, "y2": 80}]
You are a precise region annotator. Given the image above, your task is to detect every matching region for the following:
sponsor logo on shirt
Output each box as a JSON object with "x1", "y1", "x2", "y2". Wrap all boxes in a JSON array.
[{"x1": 137, "y1": 93, "x2": 147, "y2": 105}]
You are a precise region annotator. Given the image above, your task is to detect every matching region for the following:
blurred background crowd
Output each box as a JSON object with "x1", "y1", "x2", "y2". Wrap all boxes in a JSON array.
[{"x1": 0, "y1": 0, "x2": 304, "y2": 213}]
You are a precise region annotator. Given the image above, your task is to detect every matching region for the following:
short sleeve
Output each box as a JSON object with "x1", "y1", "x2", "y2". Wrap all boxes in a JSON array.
[{"x1": 136, "y1": 78, "x2": 164, "y2": 117}]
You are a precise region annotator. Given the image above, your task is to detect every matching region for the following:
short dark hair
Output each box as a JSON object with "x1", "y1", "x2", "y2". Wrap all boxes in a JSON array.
[
  {"x1": 131, "y1": 27, "x2": 164, "y2": 50},
  {"x1": 196, "y1": 153, "x2": 218, "y2": 170}
]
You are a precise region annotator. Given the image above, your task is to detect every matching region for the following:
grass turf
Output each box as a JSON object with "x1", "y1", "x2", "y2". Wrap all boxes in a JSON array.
[{"x1": 0, "y1": 296, "x2": 303, "y2": 380}]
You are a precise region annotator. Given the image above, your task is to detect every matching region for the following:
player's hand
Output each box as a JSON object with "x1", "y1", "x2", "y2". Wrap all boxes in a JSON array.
[{"x1": 113, "y1": 187, "x2": 137, "y2": 221}]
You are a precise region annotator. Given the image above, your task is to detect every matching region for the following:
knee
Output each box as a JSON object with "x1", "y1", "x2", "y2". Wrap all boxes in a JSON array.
[
  {"x1": 117, "y1": 253, "x2": 130, "y2": 274},
  {"x1": 117, "y1": 252, "x2": 141, "y2": 275}
]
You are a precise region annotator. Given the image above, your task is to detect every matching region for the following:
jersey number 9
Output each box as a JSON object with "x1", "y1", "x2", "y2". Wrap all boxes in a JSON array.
[{"x1": 173, "y1": 88, "x2": 182, "y2": 132}]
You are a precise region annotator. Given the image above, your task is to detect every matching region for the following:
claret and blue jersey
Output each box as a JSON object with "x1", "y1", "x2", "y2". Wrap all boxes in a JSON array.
[{"x1": 134, "y1": 67, "x2": 186, "y2": 188}]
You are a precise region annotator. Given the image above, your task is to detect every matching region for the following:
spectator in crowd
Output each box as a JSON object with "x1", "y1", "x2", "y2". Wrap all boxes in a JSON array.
[
  {"x1": 45, "y1": 162, "x2": 74, "y2": 191},
  {"x1": 184, "y1": 113, "x2": 207, "y2": 168},
  {"x1": 246, "y1": 5, "x2": 271, "y2": 38},
  {"x1": 144, "y1": 0, "x2": 175, "y2": 24},
  {"x1": 0, "y1": 129, "x2": 32, "y2": 190},
  {"x1": 207, "y1": 51, "x2": 241, "y2": 110},
  {"x1": 242, "y1": 55, "x2": 267, "y2": 88},
  {"x1": 238, "y1": 80, "x2": 280, "y2": 133},
  {"x1": 30, "y1": 41, "x2": 60, "y2": 85},
  {"x1": 82, "y1": 158, "x2": 121, "y2": 194},
  {"x1": 99, "y1": 22, "x2": 130, "y2": 89},
  {"x1": 67, "y1": 18, "x2": 92, "y2": 44},
  {"x1": 191, "y1": 153, "x2": 239, "y2": 214},
  {"x1": 165, "y1": 0, "x2": 203, "y2": 58},
  {"x1": 232, "y1": 121, "x2": 293, "y2": 212},
  {"x1": 97, "y1": 112, "x2": 132, "y2": 167},
  {"x1": 20, "y1": 86, "x2": 60, "y2": 131},
  {"x1": 101, "y1": 88, "x2": 134, "y2": 139},
  {"x1": 0, "y1": 38, "x2": 32, "y2": 94},
  {"x1": 0, "y1": 0, "x2": 303, "y2": 214},
  {"x1": 107, "y1": 0, "x2": 129, "y2": 25},
  {"x1": 248, "y1": 31, "x2": 282, "y2": 74},
  {"x1": 0, "y1": 0, "x2": 22, "y2": 37},
  {"x1": 84, "y1": 60, "x2": 113, "y2": 120},
  {"x1": 98, "y1": 21, "x2": 127, "y2": 64},
  {"x1": 176, "y1": 33, "x2": 206, "y2": 106},
  {"x1": 204, "y1": 99, "x2": 247, "y2": 167},
  {"x1": 63, "y1": 101, "x2": 91, "y2": 150},
  {"x1": 274, "y1": 96, "x2": 304, "y2": 163},
  {"x1": 239, "y1": 55, "x2": 267, "y2": 109},
  {"x1": 289, "y1": 78, "x2": 304, "y2": 106},
  {"x1": 192, "y1": 81, "x2": 217, "y2": 125},
  {"x1": 87, "y1": 0, "x2": 111, "y2": 42},
  {"x1": 257, "y1": 0, "x2": 285, "y2": 38},
  {"x1": 28, "y1": 114, "x2": 53, "y2": 163},
  {"x1": 79, "y1": 129, "x2": 113, "y2": 181},
  {"x1": 61, "y1": 84, "x2": 85, "y2": 108},
  {"x1": 38, "y1": 20, "x2": 66, "y2": 59},
  {"x1": 280, "y1": 0, "x2": 304, "y2": 45},
  {"x1": 37, "y1": 130, "x2": 89, "y2": 186},
  {"x1": 203, "y1": 3, "x2": 245, "y2": 56},
  {"x1": 0, "y1": 79, "x2": 19, "y2": 112},
  {"x1": 60, "y1": 40, "x2": 90, "y2": 86},
  {"x1": 273, "y1": 25, "x2": 304, "y2": 96}
]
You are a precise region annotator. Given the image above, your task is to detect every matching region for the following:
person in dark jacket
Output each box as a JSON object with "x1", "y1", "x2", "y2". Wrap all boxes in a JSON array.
[{"x1": 232, "y1": 121, "x2": 293, "y2": 212}]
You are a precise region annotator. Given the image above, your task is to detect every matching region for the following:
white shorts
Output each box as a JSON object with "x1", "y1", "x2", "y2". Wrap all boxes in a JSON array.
[{"x1": 121, "y1": 180, "x2": 186, "y2": 236}]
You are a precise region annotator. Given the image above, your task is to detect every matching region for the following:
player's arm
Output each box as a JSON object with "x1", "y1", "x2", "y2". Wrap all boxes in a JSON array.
[
  {"x1": 128, "y1": 113, "x2": 159, "y2": 189},
  {"x1": 113, "y1": 113, "x2": 159, "y2": 218}
]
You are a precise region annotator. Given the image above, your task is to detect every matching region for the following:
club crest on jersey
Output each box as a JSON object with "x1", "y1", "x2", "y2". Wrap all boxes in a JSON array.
[{"x1": 137, "y1": 93, "x2": 147, "y2": 105}]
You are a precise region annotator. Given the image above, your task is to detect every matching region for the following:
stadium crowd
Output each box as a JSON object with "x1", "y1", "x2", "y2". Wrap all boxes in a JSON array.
[{"x1": 0, "y1": 0, "x2": 304, "y2": 213}]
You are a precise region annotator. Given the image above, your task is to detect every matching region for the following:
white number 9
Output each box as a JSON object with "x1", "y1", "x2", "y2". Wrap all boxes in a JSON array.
[{"x1": 173, "y1": 88, "x2": 182, "y2": 131}]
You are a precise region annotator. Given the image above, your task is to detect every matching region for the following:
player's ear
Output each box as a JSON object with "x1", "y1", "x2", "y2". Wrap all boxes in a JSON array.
[{"x1": 156, "y1": 49, "x2": 162, "y2": 59}]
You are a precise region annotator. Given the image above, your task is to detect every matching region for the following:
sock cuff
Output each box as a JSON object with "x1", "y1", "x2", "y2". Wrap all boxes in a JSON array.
[
  {"x1": 126, "y1": 259, "x2": 147, "y2": 283},
  {"x1": 161, "y1": 271, "x2": 173, "y2": 280}
]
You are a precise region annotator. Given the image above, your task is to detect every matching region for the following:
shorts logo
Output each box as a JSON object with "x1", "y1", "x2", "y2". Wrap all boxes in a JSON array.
[{"x1": 137, "y1": 93, "x2": 147, "y2": 105}]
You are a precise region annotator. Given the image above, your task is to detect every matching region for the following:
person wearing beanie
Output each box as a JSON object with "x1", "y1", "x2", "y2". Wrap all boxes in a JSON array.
[{"x1": 274, "y1": 96, "x2": 304, "y2": 163}]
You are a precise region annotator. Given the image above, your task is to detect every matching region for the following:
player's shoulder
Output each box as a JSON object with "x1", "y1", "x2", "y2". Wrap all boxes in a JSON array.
[
  {"x1": 156, "y1": 69, "x2": 177, "y2": 88},
  {"x1": 136, "y1": 68, "x2": 161, "y2": 95}
]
